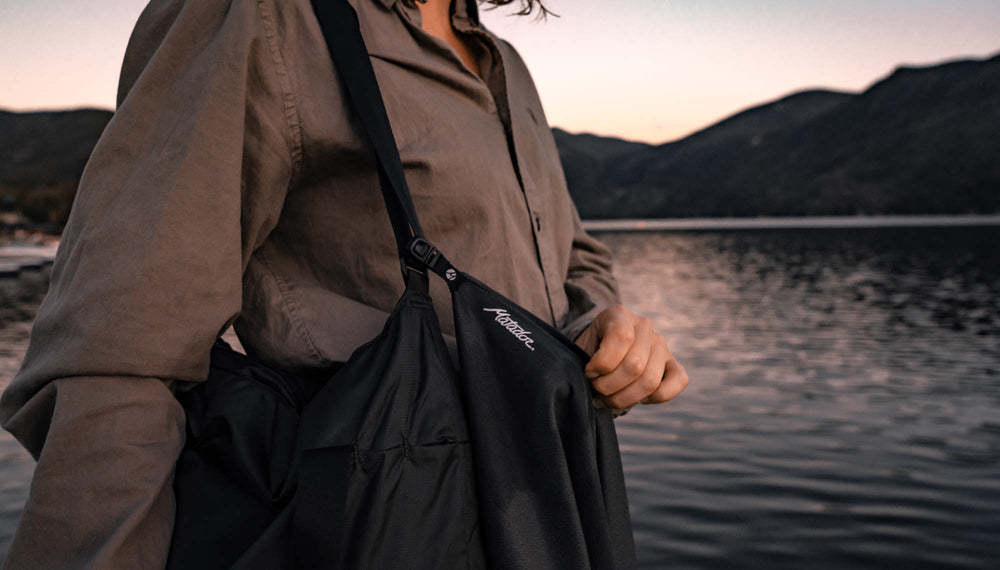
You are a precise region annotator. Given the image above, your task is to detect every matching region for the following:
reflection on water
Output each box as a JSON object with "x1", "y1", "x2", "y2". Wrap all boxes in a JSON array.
[
  {"x1": 606, "y1": 227, "x2": 1000, "y2": 569},
  {"x1": 1, "y1": 227, "x2": 999, "y2": 567},
  {"x1": 0, "y1": 264, "x2": 49, "y2": 560}
]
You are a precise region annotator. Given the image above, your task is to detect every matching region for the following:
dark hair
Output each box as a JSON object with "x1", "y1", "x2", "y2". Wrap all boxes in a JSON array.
[{"x1": 401, "y1": 0, "x2": 556, "y2": 21}]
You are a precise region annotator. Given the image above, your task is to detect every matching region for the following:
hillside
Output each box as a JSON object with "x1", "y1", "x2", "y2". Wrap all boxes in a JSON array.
[
  {"x1": 564, "y1": 53, "x2": 1000, "y2": 218},
  {"x1": 551, "y1": 128, "x2": 653, "y2": 205},
  {"x1": 0, "y1": 108, "x2": 113, "y2": 224},
  {"x1": 2, "y1": 53, "x2": 998, "y2": 227}
]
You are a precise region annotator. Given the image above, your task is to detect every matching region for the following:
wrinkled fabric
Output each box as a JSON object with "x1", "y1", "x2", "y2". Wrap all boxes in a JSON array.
[
  {"x1": 450, "y1": 270, "x2": 636, "y2": 569},
  {"x1": 166, "y1": 338, "x2": 326, "y2": 570},
  {"x1": 293, "y1": 271, "x2": 484, "y2": 570},
  {"x1": 0, "y1": 0, "x2": 622, "y2": 567},
  {"x1": 167, "y1": 277, "x2": 485, "y2": 570}
]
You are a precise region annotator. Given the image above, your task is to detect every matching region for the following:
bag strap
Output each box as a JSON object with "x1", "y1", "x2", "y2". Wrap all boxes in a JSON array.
[{"x1": 310, "y1": 0, "x2": 458, "y2": 286}]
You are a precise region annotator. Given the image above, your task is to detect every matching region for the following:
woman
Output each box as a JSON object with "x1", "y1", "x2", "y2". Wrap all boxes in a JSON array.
[{"x1": 0, "y1": 0, "x2": 689, "y2": 567}]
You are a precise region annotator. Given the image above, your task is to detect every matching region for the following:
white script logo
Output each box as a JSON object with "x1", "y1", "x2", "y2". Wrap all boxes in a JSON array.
[{"x1": 483, "y1": 308, "x2": 536, "y2": 351}]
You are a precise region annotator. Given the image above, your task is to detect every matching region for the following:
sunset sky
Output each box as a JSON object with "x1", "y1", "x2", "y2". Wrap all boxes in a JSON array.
[{"x1": 1, "y1": 0, "x2": 998, "y2": 143}]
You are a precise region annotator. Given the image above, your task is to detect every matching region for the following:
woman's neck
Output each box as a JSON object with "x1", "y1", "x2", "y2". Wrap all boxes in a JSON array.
[
  {"x1": 415, "y1": 0, "x2": 456, "y2": 38},
  {"x1": 415, "y1": 0, "x2": 485, "y2": 82}
]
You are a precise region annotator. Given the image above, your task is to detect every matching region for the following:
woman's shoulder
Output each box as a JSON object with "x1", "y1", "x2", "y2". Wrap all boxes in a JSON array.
[{"x1": 117, "y1": 0, "x2": 284, "y2": 107}]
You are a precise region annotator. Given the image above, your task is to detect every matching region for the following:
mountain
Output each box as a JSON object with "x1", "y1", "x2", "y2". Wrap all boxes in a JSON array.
[
  {"x1": 551, "y1": 128, "x2": 653, "y2": 205},
  {"x1": 562, "y1": 52, "x2": 1000, "y2": 218},
  {"x1": 0, "y1": 108, "x2": 113, "y2": 224},
  {"x1": 2, "y1": 53, "x2": 998, "y2": 228}
]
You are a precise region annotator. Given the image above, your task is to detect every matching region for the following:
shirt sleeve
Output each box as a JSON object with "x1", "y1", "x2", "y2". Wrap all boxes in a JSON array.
[
  {"x1": 0, "y1": 0, "x2": 298, "y2": 566},
  {"x1": 558, "y1": 198, "x2": 623, "y2": 345}
]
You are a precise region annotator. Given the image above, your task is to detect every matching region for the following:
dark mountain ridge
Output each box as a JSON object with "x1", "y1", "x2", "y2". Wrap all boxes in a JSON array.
[
  {"x1": 0, "y1": 108, "x2": 112, "y2": 188},
  {"x1": 0, "y1": 108, "x2": 113, "y2": 224},
  {"x1": 562, "y1": 52, "x2": 1000, "y2": 218},
  {"x1": 2, "y1": 53, "x2": 998, "y2": 227}
]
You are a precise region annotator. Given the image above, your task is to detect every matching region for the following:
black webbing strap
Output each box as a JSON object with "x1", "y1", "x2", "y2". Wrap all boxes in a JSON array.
[{"x1": 310, "y1": 0, "x2": 459, "y2": 284}]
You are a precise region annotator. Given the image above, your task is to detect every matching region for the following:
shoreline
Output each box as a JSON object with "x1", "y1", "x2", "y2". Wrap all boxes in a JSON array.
[
  {"x1": 581, "y1": 214, "x2": 1000, "y2": 232},
  {"x1": 2, "y1": 215, "x2": 999, "y2": 276},
  {"x1": 0, "y1": 243, "x2": 58, "y2": 279}
]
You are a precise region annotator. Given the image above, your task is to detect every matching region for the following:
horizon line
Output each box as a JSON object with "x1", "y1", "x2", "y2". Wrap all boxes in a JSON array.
[{"x1": 3, "y1": 48, "x2": 997, "y2": 146}]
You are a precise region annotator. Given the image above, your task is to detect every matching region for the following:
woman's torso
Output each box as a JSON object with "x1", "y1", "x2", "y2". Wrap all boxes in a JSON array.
[{"x1": 229, "y1": 0, "x2": 580, "y2": 372}]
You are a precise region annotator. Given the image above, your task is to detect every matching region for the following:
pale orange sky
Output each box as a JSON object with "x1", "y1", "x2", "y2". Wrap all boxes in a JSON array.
[{"x1": 1, "y1": 0, "x2": 998, "y2": 143}]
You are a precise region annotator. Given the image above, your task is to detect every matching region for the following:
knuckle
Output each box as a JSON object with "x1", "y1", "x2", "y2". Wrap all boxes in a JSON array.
[
  {"x1": 656, "y1": 334, "x2": 668, "y2": 350},
  {"x1": 591, "y1": 356, "x2": 614, "y2": 374},
  {"x1": 594, "y1": 385, "x2": 615, "y2": 396},
  {"x1": 586, "y1": 367, "x2": 607, "y2": 380},
  {"x1": 643, "y1": 372, "x2": 662, "y2": 393},
  {"x1": 657, "y1": 383, "x2": 678, "y2": 401},
  {"x1": 593, "y1": 381, "x2": 616, "y2": 396},
  {"x1": 623, "y1": 354, "x2": 645, "y2": 377},
  {"x1": 616, "y1": 324, "x2": 635, "y2": 343},
  {"x1": 588, "y1": 354, "x2": 607, "y2": 369},
  {"x1": 638, "y1": 316, "x2": 652, "y2": 331},
  {"x1": 643, "y1": 392, "x2": 665, "y2": 405}
]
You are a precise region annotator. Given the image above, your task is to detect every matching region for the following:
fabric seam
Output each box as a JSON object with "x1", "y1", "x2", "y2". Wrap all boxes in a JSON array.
[
  {"x1": 255, "y1": 0, "x2": 304, "y2": 186},
  {"x1": 258, "y1": 244, "x2": 326, "y2": 364}
]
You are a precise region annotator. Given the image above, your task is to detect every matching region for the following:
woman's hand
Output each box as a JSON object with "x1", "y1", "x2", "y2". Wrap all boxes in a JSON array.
[{"x1": 574, "y1": 305, "x2": 690, "y2": 414}]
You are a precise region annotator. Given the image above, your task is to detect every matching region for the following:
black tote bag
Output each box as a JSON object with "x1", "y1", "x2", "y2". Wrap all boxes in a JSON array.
[
  {"x1": 169, "y1": 273, "x2": 485, "y2": 570},
  {"x1": 167, "y1": 0, "x2": 636, "y2": 567}
]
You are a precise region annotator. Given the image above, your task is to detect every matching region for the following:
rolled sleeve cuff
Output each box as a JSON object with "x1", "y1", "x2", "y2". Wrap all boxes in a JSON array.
[{"x1": 2, "y1": 376, "x2": 185, "y2": 569}]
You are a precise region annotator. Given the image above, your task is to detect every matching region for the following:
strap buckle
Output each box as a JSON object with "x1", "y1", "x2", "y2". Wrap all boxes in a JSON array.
[{"x1": 406, "y1": 236, "x2": 440, "y2": 268}]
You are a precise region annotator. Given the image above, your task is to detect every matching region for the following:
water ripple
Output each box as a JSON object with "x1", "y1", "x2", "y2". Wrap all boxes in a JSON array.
[
  {"x1": 606, "y1": 227, "x2": 1000, "y2": 569},
  {"x1": 2, "y1": 227, "x2": 999, "y2": 567}
]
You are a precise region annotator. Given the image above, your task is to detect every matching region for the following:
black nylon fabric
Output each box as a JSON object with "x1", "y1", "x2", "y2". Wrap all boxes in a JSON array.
[
  {"x1": 448, "y1": 270, "x2": 637, "y2": 569},
  {"x1": 292, "y1": 270, "x2": 485, "y2": 569},
  {"x1": 169, "y1": 272, "x2": 486, "y2": 570},
  {"x1": 168, "y1": 339, "x2": 328, "y2": 569}
]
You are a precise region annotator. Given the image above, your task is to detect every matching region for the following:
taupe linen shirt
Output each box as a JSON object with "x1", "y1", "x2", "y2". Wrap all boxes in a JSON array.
[{"x1": 0, "y1": 0, "x2": 621, "y2": 567}]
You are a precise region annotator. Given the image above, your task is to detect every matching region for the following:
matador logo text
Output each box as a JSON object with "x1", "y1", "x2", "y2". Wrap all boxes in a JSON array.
[{"x1": 482, "y1": 308, "x2": 536, "y2": 351}]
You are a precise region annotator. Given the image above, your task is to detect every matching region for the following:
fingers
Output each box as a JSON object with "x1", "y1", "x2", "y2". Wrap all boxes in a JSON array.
[
  {"x1": 590, "y1": 316, "x2": 654, "y2": 396},
  {"x1": 582, "y1": 305, "x2": 692, "y2": 413},
  {"x1": 583, "y1": 306, "x2": 636, "y2": 380},
  {"x1": 642, "y1": 355, "x2": 690, "y2": 405},
  {"x1": 602, "y1": 334, "x2": 668, "y2": 409}
]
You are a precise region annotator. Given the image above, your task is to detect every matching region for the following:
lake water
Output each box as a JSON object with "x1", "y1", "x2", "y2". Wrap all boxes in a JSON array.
[{"x1": 2, "y1": 227, "x2": 999, "y2": 567}]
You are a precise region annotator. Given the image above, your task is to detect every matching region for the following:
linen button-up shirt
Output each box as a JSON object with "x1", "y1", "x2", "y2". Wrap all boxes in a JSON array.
[{"x1": 0, "y1": 0, "x2": 622, "y2": 567}]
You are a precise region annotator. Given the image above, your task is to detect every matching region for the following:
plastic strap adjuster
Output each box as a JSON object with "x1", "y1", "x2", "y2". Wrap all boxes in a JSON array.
[{"x1": 406, "y1": 236, "x2": 440, "y2": 268}]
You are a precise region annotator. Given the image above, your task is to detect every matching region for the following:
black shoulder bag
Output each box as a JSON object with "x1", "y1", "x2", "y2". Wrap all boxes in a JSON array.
[{"x1": 166, "y1": 0, "x2": 636, "y2": 568}]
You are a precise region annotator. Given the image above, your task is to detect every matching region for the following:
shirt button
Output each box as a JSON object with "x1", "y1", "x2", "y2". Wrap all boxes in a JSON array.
[{"x1": 534, "y1": 215, "x2": 541, "y2": 231}]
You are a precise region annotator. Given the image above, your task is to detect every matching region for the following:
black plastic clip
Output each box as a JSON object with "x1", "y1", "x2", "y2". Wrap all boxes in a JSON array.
[{"x1": 407, "y1": 236, "x2": 441, "y2": 268}]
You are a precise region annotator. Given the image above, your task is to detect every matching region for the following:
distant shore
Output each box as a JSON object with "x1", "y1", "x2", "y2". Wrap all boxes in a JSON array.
[
  {"x1": 2, "y1": 215, "x2": 999, "y2": 276},
  {"x1": 0, "y1": 243, "x2": 58, "y2": 278},
  {"x1": 581, "y1": 214, "x2": 1000, "y2": 232}
]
